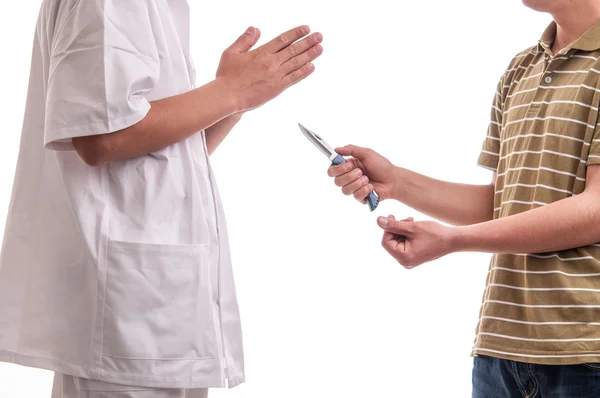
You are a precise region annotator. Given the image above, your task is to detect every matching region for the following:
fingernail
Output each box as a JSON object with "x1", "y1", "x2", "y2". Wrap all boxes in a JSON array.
[
  {"x1": 302, "y1": 25, "x2": 310, "y2": 34},
  {"x1": 315, "y1": 33, "x2": 323, "y2": 42},
  {"x1": 378, "y1": 217, "x2": 388, "y2": 227},
  {"x1": 245, "y1": 27, "x2": 253, "y2": 35}
]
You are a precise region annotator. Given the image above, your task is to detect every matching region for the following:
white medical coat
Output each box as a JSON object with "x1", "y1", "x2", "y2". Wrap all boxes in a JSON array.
[{"x1": 0, "y1": 0, "x2": 245, "y2": 389}]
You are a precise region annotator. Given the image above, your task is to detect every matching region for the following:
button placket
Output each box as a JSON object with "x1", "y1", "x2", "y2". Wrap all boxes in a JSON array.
[
  {"x1": 543, "y1": 53, "x2": 553, "y2": 84},
  {"x1": 525, "y1": 53, "x2": 551, "y2": 115},
  {"x1": 527, "y1": 50, "x2": 572, "y2": 116},
  {"x1": 543, "y1": 48, "x2": 572, "y2": 85}
]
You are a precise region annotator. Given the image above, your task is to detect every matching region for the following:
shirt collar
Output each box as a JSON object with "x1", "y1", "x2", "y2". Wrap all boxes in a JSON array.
[
  {"x1": 572, "y1": 20, "x2": 600, "y2": 51},
  {"x1": 537, "y1": 22, "x2": 556, "y2": 53},
  {"x1": 538, "y1": 20, "x2": 600, "y2": 53}
]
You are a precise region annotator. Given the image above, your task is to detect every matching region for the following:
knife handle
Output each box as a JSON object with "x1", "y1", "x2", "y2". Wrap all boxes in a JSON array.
[{"x1": 332, "y1": 154, "x2": 380, "y2": 212}]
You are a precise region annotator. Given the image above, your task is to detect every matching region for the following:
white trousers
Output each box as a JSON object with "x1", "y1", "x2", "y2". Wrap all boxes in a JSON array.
[{"x1": 51, "y1": 373, "x2": 209, "y2": 398}]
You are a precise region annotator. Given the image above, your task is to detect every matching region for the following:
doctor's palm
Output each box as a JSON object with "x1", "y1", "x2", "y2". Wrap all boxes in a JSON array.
[{"x1": 216, "y1": 26, "x2": 323, "y2": 112}]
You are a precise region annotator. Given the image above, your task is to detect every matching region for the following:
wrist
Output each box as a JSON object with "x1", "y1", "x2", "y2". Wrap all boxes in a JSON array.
[
  {"x1": 391, "y1": 166, "x2": 409, "y2": 202},
  {"x1": 450, "y1": 224, "x2": 480, "y2": 253},
  {"x1": 214, "y1": 77, "x2": 243, "y2": 114}
]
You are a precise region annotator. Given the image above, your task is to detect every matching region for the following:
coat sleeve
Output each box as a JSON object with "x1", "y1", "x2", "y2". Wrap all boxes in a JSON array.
[{"x1": 44, "y1": 0, "x2": 160, "y2": 150}]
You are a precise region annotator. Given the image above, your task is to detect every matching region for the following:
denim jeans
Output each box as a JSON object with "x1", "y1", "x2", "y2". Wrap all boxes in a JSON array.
[{"x1": 472, "y1": 355, "x2": 600, "y2": 398}]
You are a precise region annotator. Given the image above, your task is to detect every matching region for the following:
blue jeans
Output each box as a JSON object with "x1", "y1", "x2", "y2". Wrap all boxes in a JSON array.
[{"x1": 472, "y1": 355, "x2": 600, "y2": 397}]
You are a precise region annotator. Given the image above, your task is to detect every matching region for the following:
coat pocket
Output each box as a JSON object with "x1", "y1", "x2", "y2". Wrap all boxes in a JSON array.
[{"x1": 100, "y1": 239, "x2": 218, "y2": 375}]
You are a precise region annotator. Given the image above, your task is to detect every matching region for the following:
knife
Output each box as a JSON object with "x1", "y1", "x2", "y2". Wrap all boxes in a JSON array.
[{"x1": 298, "y1": 123, "x2": 380, "y2": 212}]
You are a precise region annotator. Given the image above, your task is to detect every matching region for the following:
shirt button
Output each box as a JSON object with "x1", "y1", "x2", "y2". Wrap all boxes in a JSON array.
[{"x1": 545, "y1": 75, "x2": 553, "y2": 84}]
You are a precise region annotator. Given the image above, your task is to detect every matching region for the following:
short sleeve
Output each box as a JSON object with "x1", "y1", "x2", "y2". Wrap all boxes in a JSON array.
[
  {"x1": 588, "y1": 123, "x2": 600, "y2": 165},
  {"x1": 477, "y1": 77, "x2": 504, "y2": 171},
  {"x1": 44, "y1": 0, "x2": 160, "y2": 150}
]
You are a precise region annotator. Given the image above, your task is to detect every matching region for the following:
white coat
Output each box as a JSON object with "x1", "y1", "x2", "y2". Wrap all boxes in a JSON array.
[{"x1": 0, "y1": 0, "x2": 245, "y2": 389}]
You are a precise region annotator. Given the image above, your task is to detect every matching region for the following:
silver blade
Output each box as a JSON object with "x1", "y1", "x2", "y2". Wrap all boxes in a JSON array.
[{"x1": 298, "y1": 123, "x2": 336, "y2": 159}]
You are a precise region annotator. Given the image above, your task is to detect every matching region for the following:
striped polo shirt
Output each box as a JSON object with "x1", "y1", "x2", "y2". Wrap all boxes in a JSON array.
[{"x1": 474, "y1": 21, "x2": 600, "y2": 365}]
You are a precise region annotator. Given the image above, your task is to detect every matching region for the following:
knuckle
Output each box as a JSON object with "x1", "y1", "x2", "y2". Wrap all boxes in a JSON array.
[
  {"x1": 287, "y1": 46, "x2": 296, "y2": 58},
  {"x1": 278, "y1": 35, "x2": 288, "y2": 45}
]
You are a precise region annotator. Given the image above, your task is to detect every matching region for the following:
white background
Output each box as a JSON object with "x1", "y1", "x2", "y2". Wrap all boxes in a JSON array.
[{"x1": 0, "y1": 1, "x2": 550, "y2": 397}]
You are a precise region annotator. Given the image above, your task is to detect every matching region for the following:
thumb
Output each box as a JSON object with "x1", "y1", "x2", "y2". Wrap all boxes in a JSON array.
[
  {"x1": 389, "y1": 215, "x2": 413, "y2": 223},
  {"x1": 377, "y1": 216, "x2": 413, "y2": 236},
  {"x1": 335, "y1": 145, "x2": 371, "y2": 160},
  {"x1": 382, "y1": 215, "x2": 409, "y2": 244},
  {"x1": 227, "y1": 27, "x2": 260, "y2": 53}
]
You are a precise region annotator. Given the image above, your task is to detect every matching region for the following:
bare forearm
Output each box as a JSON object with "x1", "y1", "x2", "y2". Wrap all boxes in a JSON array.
[
  {"x1": 454, "y1": 192, "x2": 600, "y2": 253},
  {"x1": 73, "y1": 78, "x2": 238, "y2": 165},
  {"x1": 205, "y1": 113, "x2": 243, "y2": 155},
  {"x1": 393, "y1": 167, "x2": 495, "y2": 226}
]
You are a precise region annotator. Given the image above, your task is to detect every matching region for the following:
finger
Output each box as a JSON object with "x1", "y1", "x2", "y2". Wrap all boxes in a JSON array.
[
  {"x1": 226, "y1": 27, "x2": 259, "y2": 54},
  {"x1": 281, "y1": 63, "x2": 315, "y2": 89},
  {"x1": 377, "y1": 217, "x2": 413, "y2": 235},
  {"x1": 281, "y1": 43, "x2": 323, "y2": 75},
  {"x1": 327, "y1": 159, "x2": 358, "y2": 177},
  {"x1": 333, "y1": 167, "x2": 362, "y2": 187},
  {"x1": 391, "y1": 215, "x2": 413, "y2": 223},
  {"x1": 382, "y1": 231, "x2": 405, "y2": 256},
  {"x1": 341, "y1": 176, "x2": 369, "y2": 196},
  {"x1": 383, "y1": 215, "x2": 407, "y2": 242},
  {"x1": 382, "y1": 225, "x2": 399, "y2": 243},
  {"x1": 262, "y1": 25, "x2": 310, "y2": 54},
  {"x1": 249, "y1": 28, "x2": 261, "y2": 49},
  {"x1": 277, "y1": 32, "x2": 323, "y2": 64},
  {"x1": 353, "y1": 184, "x2": 374, "y2": 202},
  {"x1": 335, "y1": 145, "x2": 372, "y2": 160}
]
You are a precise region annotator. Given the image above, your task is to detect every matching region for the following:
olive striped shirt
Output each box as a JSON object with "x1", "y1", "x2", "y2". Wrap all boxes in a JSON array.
[{"x1": 474, "y1": 21, "x2": 600, "y2": 365}]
